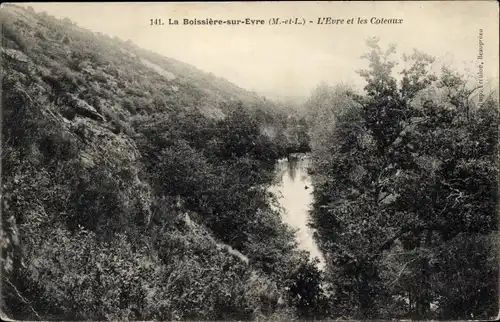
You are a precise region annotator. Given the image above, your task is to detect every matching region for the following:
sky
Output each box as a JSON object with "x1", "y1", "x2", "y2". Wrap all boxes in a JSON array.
[{"x1": 16, "y1": 1, "x2": 500, "y2": 99}]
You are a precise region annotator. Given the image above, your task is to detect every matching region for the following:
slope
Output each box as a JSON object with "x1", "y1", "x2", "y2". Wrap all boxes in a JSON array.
[{"x1": 1, "y1": 4, "x2": 326, "y2": 321}]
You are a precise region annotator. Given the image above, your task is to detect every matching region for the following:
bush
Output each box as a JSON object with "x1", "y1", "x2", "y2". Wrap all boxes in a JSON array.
[
  {"x1": 93, "y1": 71, "x2": 108, "y2": 83},
  {"x1": 2, "y1": 23, "x2": 32, "y2": 51},
  {"x1": 34, "y1": 30, "x2": 46, "y2": 40},
  {"x1": 38, "y1": 126, "x2": 79, "y2": 163},
  {"x1": 122, "y1": 98, "x2": 136, "y2": 114}
]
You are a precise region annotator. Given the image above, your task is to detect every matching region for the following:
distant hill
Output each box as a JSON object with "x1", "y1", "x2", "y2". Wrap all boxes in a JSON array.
[
  {"x1": 1, "y1": 4, "x2": 282, "y2": 121},
  {"x1": 1, "y1": 3, "x2": 312, "y2": 158}
]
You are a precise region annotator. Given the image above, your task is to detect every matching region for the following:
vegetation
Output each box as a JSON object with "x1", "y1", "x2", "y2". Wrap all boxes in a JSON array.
[
  {"x1": 1, "y1": 4, "x2": 317, "y2": 321},
  {"x1": 307, "y1": 38, "x2": 499, "y2": 319},
  {"x1": 1, "y1": 4, "x2": 497, "y2": 321}
]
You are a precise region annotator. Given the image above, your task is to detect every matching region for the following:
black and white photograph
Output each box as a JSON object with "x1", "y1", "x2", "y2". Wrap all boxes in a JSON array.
[{"x1": 1, "y1": 1, "x2": 499, "y2": 321}]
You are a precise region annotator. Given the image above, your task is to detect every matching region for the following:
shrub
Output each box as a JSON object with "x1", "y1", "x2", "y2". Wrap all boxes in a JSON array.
[{"x1": 34, "y1": 30, "x2": 46, "y2": 40}]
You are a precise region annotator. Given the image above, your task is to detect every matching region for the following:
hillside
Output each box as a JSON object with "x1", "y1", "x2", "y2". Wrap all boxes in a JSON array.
[
  {"x1": 1, "y1": 4, "x2": 310, "y2": 150},
  {"x1": 2, "y1": 5, "x2": 284, "y2": 116},
  {"x1": 1, "y1": 4, "x2": 324, "y2": 321}
]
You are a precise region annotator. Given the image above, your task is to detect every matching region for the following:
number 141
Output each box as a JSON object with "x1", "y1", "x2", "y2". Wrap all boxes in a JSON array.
[{"x1": 150, "y1": 19, "x2": 164, "y2": 26}]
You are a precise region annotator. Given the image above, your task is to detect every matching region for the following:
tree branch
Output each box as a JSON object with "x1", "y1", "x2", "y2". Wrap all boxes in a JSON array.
[
  {"x1": 4, "y1": 278, "x2": 42, "y2": 320},
  {"x1": 389, "y1": 256, "x2": 421, "y2": 287}
]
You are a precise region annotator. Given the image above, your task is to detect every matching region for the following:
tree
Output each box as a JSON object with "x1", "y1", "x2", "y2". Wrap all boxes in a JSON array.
[{"x1": 308, "y1": 37, "x2": 499, "y2": 319}]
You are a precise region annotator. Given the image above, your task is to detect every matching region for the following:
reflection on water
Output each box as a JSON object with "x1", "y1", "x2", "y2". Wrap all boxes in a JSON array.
[{"x1": 269, "y1": 153, "x2": 325, "y2": 269}]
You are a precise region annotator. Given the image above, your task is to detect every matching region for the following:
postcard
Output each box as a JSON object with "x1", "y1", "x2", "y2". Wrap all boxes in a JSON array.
[{"x1": 1, "y1": 1, "x2": 498, "y2": 321}]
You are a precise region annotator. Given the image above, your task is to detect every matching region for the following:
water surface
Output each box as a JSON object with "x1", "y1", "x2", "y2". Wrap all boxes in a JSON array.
[{"x1": 269, "y1": 153, "x2": 325, "y2": 269}]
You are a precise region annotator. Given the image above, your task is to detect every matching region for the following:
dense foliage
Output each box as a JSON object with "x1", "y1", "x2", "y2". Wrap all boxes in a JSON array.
[
  {"x1": 308, "y1": 38, "x2": 499, "y2": 319},
  {"x1": 1, "y1": 5, "x2": 318, "y2": 321}
]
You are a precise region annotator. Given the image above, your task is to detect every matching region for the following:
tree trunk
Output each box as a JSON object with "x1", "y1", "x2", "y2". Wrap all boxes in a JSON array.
[
  {"x1": 408, "y1": 289, "x2": 412, "y2": 316},
  {"x1": 416, "y1": 229, "x2": 433, "y2": 319}
]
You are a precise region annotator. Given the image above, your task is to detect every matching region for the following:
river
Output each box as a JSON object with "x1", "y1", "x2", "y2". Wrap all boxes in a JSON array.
[{"x1": 269, "y1": 153, "x2": 326, "y2": 269}]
